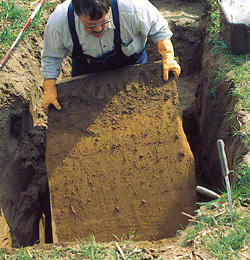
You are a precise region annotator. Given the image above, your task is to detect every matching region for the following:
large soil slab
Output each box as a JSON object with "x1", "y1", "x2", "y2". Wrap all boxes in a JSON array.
[{"x1": 46, "y1": 63, "x2": 196, "y2": 243}]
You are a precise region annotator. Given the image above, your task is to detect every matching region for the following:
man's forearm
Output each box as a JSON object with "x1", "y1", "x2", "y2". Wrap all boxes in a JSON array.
[{"x1": 41, "y1": 55, "x2": 63, "y2": 79}]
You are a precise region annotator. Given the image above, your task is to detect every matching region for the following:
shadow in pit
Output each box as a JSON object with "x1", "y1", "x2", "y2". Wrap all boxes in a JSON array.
[{"x1": 0, "y1": 95, "x2": 52, "y2": 247}]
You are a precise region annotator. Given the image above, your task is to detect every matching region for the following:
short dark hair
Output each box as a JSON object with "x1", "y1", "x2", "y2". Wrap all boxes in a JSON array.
[{"x1": 72, "y1": 0, "x2": 111, "y2": 20}]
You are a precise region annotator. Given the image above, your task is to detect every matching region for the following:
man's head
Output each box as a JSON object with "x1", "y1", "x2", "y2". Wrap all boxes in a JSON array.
[{"x1": 72, "y1": 0, "x2": 111, "y2": 37}]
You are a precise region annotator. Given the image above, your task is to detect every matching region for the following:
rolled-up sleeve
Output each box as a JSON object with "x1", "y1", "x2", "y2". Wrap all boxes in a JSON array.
[{"x1": 41, "y1": 11, "x2": 68, "y2": 79}]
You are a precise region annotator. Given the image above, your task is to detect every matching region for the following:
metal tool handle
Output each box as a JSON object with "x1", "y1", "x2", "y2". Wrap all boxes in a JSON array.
[
  {"x1": 217, "y1": 139, "x2": 233, "y2": 221},
  {"x1": 217, "y1": 139, "x2": 229, "y2": 178}
]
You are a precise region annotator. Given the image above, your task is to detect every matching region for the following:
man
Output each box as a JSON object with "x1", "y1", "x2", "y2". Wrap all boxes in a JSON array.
[{"x1": 41, "y1": 0, "x2": 181, "y2": 114}]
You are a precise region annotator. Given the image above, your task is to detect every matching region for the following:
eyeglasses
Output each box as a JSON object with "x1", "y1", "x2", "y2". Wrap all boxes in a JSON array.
[{"x1": 82, "y1": 20, "x2": 110, "y2": 29}]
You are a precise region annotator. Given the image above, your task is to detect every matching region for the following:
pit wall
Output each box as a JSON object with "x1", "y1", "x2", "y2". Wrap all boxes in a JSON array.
[
  {"x1": 195, "y1": 37, "x2": 249, "y2": 192},
  {"x1": 0, "y1": 30, "x2": 53, "y2": 247},
  {"x1": 0, "y1": 96, "x2": 52, "y2": 247}
]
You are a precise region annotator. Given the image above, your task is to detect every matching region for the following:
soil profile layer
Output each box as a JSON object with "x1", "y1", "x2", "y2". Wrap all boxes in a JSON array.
[{"x1": 46, "y1": 63, "x2": 196, "y2": 243}]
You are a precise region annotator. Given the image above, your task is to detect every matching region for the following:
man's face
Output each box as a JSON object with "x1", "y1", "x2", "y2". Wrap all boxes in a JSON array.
[{"x1": 79, "y1": 11, "x2": 110, "y2": 38}]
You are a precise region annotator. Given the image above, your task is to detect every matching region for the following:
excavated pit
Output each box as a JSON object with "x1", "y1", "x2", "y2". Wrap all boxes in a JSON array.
[{"x1": 1, "y1": 0, "x2": 246, "y2": 248}]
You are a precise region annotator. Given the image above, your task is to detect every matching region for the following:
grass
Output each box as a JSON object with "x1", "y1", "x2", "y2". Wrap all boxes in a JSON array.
[
  {"x1": 0, "y1": 234, "x2": 145, "y2": 259},
  {"x1": 182, "y1": 196, "x2": 250, "y2": 260},
  {"x1": 0, "y1": 0, "x2": 29, "y2": 58},
  {"x1": 233, "y1": 165, "x2": 250, "y2": 199},
  {"x1": 182, "y1": 165, "x2": 250, "y2": 259},
  {"x1": 0, "y1": 0, "x2": 56, "y2": 61}
]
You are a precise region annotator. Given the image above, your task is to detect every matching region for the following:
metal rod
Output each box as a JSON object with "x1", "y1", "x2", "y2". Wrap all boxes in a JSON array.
[
  {"x1": 0, "y1": 0, "x2": 45, "y2": 68},
  {"x1": 217, "y1": 139, "x2": 233, "y2": 221}
]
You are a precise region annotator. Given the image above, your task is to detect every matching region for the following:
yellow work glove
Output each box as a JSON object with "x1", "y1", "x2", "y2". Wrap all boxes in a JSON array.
[
  {"x1": 157, "y1": 39, "x2": 181, "y2": 81},
  {"x1": 42, "y1": 79, "x2": 61, "y2": 114}
]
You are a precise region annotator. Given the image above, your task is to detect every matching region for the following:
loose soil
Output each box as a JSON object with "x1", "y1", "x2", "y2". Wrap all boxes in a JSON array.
[{"x1": 0, "y1": 0, "x2": 248, "y2": 258}]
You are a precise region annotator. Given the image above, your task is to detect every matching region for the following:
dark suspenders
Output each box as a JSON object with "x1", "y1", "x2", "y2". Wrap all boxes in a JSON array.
[
  {"x1": 67, "y1": 2, "x2": 81, "y2": 58},
  {"x1": 111, "y1": 0, "x2": 122, "y2": 51}
]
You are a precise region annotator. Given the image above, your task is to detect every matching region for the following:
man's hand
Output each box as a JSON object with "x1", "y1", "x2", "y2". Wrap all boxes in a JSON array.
[
  {"x1": 157, "y1": 39, "x2": 181, "y2": 81},
  {"x1": 42, "y1": 79, "x2": 61, "y2": 114}
]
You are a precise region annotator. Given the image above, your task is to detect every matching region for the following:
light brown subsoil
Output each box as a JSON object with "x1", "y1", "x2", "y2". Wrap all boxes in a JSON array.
[
  {"x1": 46, "y1": 64, "x2": 196, "y2": 243},
  {"x1": 0, "y1": 209, "x2": 11, "y2": 247}
]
